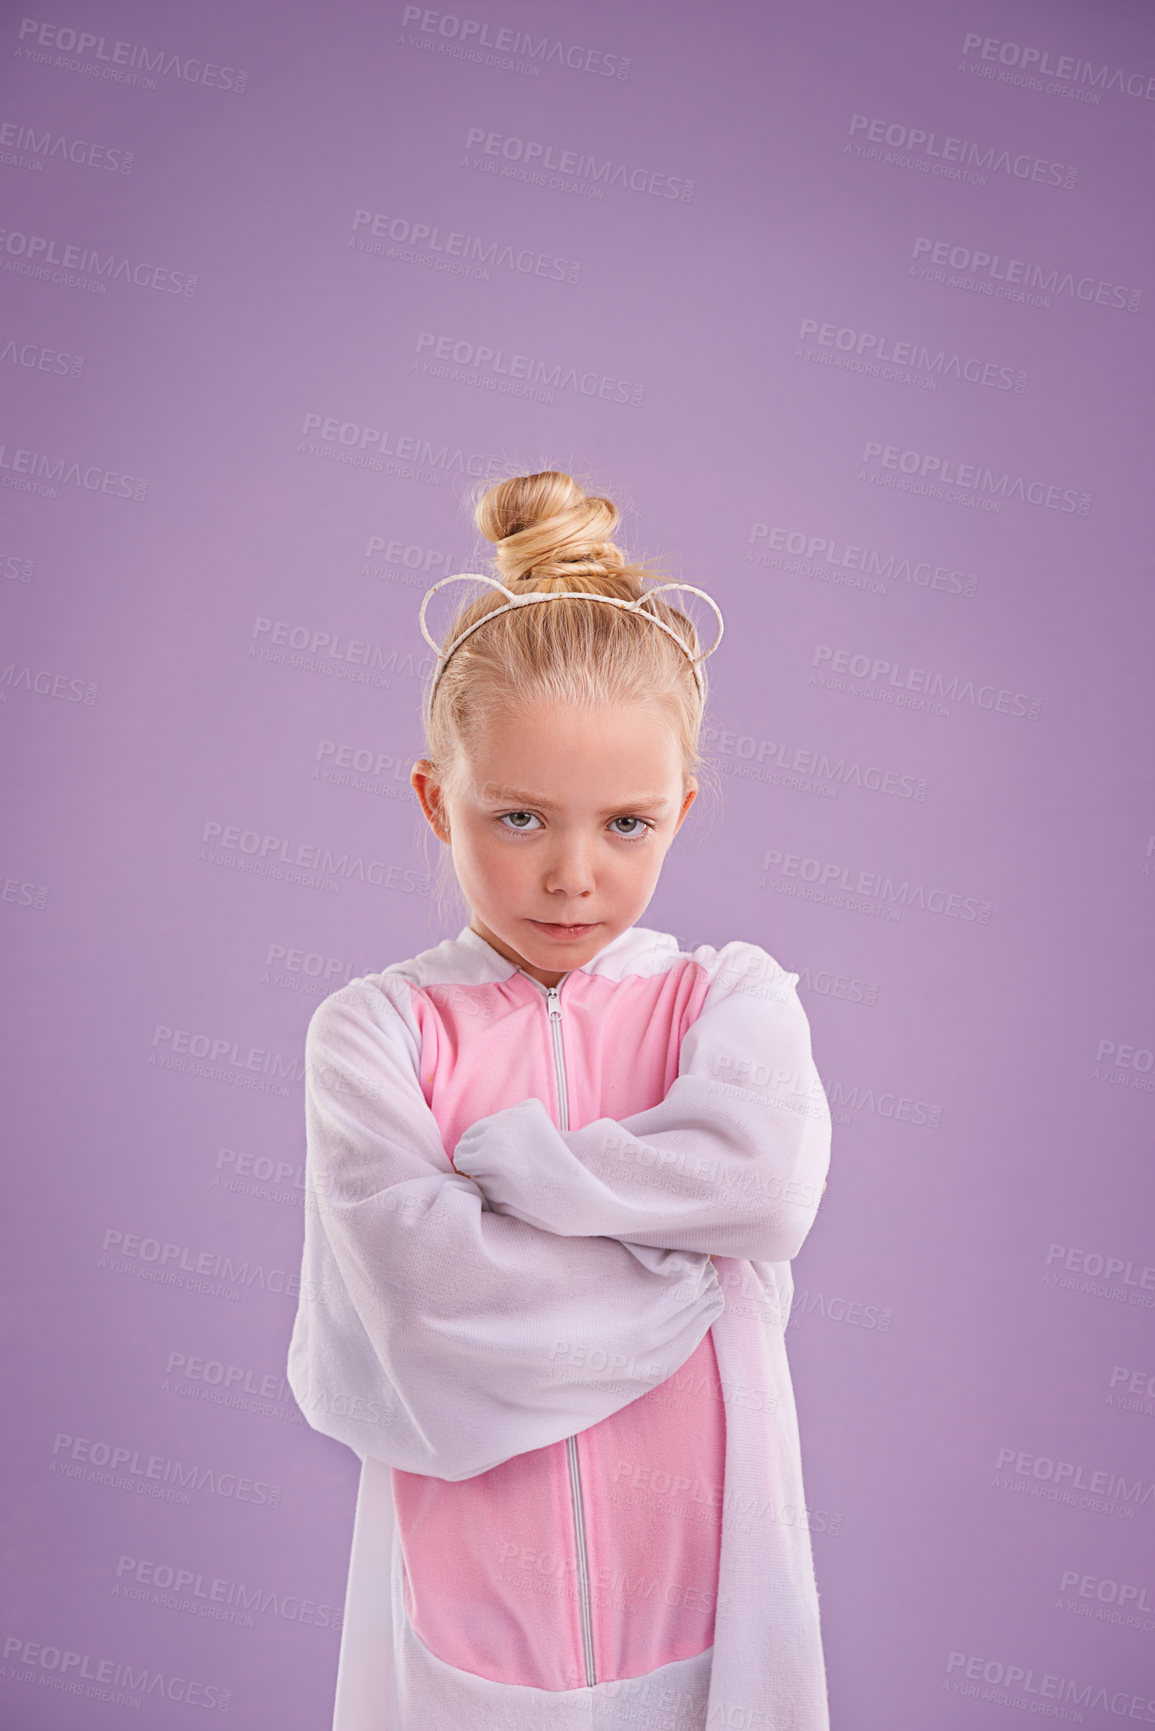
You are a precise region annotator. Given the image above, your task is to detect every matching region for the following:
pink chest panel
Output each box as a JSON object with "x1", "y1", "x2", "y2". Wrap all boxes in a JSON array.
[
  {"x1": 391, "y1": 960, "x2": 727, "y2": 1690},
  {"x1": 410, "y1": 963, "x2": 708, "y2": 1146}
]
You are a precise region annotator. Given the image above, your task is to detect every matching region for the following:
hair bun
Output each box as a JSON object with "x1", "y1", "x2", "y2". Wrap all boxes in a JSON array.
[{"x1": 475, "y1": 470, "x2": 631, "y2": 587}]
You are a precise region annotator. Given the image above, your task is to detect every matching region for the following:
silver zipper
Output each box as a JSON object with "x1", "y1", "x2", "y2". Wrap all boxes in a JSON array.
[
  {"x1": 523, "y1": 971, "x2": 597, "y2": 1689},
  {"x1": 545, "y1": 986, "x2": 569, "y2": 1129},
  {"x1": 565, "y1": 1431, "x2": 596, "y2": 1688}
]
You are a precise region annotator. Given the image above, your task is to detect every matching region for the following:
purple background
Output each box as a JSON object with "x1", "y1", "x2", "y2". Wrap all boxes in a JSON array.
[{"x1": 3, "y1": 0, "x2": 1154, "y2": 1725}]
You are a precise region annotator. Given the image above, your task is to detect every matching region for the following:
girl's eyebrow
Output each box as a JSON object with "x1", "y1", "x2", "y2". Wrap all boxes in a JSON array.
[{"x1": 487, "y1": 786, "x2": 672, "y2": 814}]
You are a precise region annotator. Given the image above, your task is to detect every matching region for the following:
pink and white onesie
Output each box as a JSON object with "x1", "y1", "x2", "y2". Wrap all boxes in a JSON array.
[{"x1": 287, "y1": 920, "x2": 833, "y2": 1730}]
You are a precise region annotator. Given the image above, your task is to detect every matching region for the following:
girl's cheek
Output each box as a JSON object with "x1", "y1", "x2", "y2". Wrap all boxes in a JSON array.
[{"x1": 477, "y1": 834, "x2": 524, "y2": 878}]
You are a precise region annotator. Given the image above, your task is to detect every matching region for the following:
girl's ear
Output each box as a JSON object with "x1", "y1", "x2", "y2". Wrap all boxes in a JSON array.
[
  {"x1": 410, "y1": 760, "x2": 452, "y2": 844},
  {"x1": 673, "y1": 779, "x2": 698, "y2": 836}
]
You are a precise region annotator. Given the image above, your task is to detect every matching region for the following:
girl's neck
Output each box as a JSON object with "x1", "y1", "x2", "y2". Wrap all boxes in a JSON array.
[{"x1": 469, "y1": 916, "x2": 599, "y2": 989}]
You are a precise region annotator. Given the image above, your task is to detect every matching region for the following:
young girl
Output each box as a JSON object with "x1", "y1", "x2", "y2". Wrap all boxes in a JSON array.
[{"x1": 286, "y1": 471, "x2": 833, "y2": 1731}]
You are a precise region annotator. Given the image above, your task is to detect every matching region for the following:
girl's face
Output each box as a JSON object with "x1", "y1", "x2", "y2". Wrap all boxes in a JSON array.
[{"x1": 412, "y1": 698, "x2": 697, "y2": 987}]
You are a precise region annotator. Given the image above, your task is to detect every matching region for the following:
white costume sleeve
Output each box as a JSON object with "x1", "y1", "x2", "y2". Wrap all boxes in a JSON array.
[
  {"x1": 452, "y1": 942, "x2": 831, "y2": 1264},
  {"x1": 285, "y1": 975, "x2": 725, "y2": 1481}
]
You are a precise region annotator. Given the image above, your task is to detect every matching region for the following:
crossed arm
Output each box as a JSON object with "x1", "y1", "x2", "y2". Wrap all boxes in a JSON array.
[
  {"x1": 286, "y1": 974, "x2": 726, "y2": 1479},
  {"x1": 453, "y1": 942, "x2": 832, "y2": 1263},
  {"x1": 286, "y1": 947, "x2": 830, "y2": 1478}
]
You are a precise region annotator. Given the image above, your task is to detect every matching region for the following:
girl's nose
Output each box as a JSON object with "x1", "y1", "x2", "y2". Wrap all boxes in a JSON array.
[{"x1": 543, "y1": 846, "x2": 596, "y2": 898}]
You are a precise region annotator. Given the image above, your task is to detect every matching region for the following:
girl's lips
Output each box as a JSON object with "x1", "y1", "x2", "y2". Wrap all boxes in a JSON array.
[{"x1": 527, "y1": 918, "x2": 600, "y2": 939}]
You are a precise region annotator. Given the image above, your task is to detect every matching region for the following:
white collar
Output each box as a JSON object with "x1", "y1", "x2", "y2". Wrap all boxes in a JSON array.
[
  {"x1": 455, "y1": 921, "x2": 679, "y2": 985},
  {"x1": 384, "y1": 921, "x2": 681, "y2": 990}
]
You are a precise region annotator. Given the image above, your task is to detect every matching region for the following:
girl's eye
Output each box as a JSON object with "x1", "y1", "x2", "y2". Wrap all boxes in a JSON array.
[{"x1": 497, "y1": 812, "x2": 652, "y2": 839}]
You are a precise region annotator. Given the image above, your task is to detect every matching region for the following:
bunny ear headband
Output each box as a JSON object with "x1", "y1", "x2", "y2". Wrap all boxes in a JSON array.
[{"x1": 418, "y1": 572, "x2": 725, "y2": 724}]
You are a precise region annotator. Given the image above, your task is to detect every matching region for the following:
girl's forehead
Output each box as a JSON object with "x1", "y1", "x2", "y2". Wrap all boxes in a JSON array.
[
  {"x1": 436, "y1": 693, "x2": 693, "y2": 805},
  {"x1": 473, "y1": 694, "x2": 678, "y2": 744},
  {"x1": 462, "y1": 706, "x2": 683, "y2": 771},
  {"x1": 471, "y1": 778, "x2": 679, "y2": 814}
]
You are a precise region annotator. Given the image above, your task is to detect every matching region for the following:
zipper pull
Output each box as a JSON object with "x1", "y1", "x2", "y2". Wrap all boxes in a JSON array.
[{"x1": 546, "y1": 987, "x2": 562, "y2": 1019}]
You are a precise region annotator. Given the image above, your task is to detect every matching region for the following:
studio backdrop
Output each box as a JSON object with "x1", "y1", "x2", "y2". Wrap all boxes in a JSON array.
[{"x1": 2, "y1": 0, "x2": 1153, "y2": 1726}]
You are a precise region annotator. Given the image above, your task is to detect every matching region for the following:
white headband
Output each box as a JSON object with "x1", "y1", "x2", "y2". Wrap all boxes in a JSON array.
[{"x1": 418, "y1": 572, "x2": 726, "y2": 724}]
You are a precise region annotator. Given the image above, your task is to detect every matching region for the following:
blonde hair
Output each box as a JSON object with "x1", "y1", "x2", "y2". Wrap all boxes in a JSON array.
[
  {"x1": 421, "y1": 470, "x2": 716, "y2": 803},
  {"x1": 424, "y1": 470, "x2": 713, "y2": 782}
]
